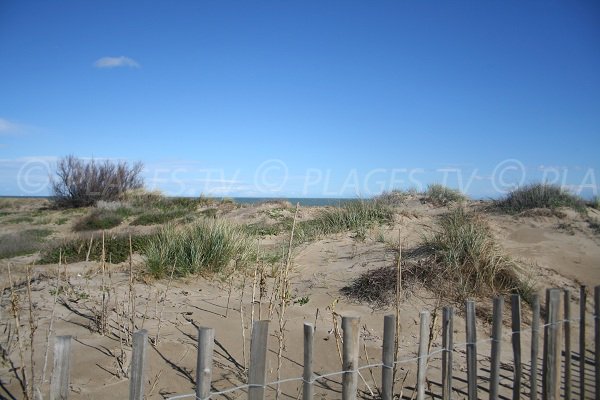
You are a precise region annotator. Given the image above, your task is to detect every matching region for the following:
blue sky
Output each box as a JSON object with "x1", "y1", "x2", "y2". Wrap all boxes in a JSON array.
[{"x1": 1, "y1": 1, "x2": 599, "y2": 198}]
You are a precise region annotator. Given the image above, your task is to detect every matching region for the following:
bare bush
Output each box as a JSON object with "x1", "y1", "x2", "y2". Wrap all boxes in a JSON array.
[{"x1": 50, "y1": 155, "x2": 144, "y2": 208}]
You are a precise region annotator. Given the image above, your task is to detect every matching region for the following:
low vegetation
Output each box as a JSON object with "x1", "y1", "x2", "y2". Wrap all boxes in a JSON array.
[
  {"x1": 145, "y1": 219, "x2": 255, "y2": 277},
  {"x1": 343, "y1": 207, "x2": 531, "y2": 306},
  {"x1": 0, "y1": 229, "x2": 53, "y2": 259},
  {"x1": 130, "y1": 209, "x2": 188, "y2": 226},
  {"x1": 39, "y1": 233, "x2": 152, "y2": 264},
  {"x1": 424, "y1": 184, "x2": 467, "y2": 206},
  {"x1": 373, "y1": 189, "x2": 410, "y2": 206},
  {"x1": 73, "y1": 209, "x2": 126, "y2": 231},
  {"x1": 294, "y1": 200, "x2": 394, "y2": 243},
  {"x1": 495, "y1": 183, "x2": 586, "y2": 213}
]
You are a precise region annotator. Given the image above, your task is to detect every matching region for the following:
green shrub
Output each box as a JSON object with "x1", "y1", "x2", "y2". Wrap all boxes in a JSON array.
[
  {"x1": 0, "y1": 229, "x2": 53, "y2": 259},
  {"x1": 145, "y1": 219, "x2": 254, "y2": 277},
  {"x1": 40, "y1": 233, "x2": 152, "y2": 264},
  {"x1": 495, "y1": 183, "x2": 586, "y2": 213},
  {"x1": 73, "y1": 209, "x2": 124, "y2": 231},
  {"x1": 425, "y1": 184, "x2": 467, "y2": 206}
]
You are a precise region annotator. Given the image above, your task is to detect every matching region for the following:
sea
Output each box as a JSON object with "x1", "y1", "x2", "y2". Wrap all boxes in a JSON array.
[{"x1": 0, "y1": 195, "x2": 360, "y2": 207}]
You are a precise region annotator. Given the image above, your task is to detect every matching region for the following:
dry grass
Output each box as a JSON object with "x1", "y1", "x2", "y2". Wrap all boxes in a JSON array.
[
  {"x1": 495, "y1": 183, "x2": 586, "y2": 214},
  {"x1": 424, "y1": 184, "x2": 466, "y2": 206},
  {"x1": 343, "y1": 208, "x2": 533, "y2": 307}
]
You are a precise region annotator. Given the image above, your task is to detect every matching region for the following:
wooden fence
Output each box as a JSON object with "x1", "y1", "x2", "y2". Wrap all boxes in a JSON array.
[{"x1": 49, "y1": 286, "x2": 600, "y2": 400}]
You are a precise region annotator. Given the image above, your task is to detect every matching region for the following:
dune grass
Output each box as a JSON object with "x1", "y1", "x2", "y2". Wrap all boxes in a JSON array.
[
  {"x1": 343, "y1": 207, "x2": 532, "y2": 306},
  {"x1": 495, "y1": 183, "x2": 586, "y2": 213},
  {"x1": 294, "y1": 200, "x2": 394, "y2": 243},
  {"x1": 424, "y1": 184, "x2": 467, "y2": 206},
  {"x1": 0, "y1": 229, "x2": 53, "y2": 259},
  {"x1": 145, "y1": 218, "x2": 254, "y2": 277},
  {"x1": 373, "y1": 189, "x2": 411, "y2": 206},
  {"x1": 39, "y1": 233, "x2": 152, "y2": 264}
]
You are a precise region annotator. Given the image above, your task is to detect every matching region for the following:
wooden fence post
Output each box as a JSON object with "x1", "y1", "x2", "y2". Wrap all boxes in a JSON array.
[
  {"x1": 595, "y1": 285, "x2": 600, "y2": 400},
  {"x1": 489, "y1": 296, "x2": 503, "y2": 400},
  {"x1": 381, "y1": 314, "x2": 395, "y2": 400},
  {"x1": 564, "y1": 289, "x2": 572, "y2": 400},
  {"x1": 542, "y1": 288, "x2": 562, "y2": 400},
  {"x1": 50, "y1": 335, "x2": 72, "y2": 400},
  {"x1": 442, "y1": 307, "x2": 453, "y2": 400},
  {"x1": 342, "y1": 316, "x2": 360, "y2": 400},
  {"x1": 466, "y1": 299, "x2": 478, "y2": 400},
  {"x1": 531, "y1": 294, "x2": 540, "y2": 400},
  {"x1": 129, "y1": 329, "x2": 148, "y2": 400},
  {"x1": 248, "y1": 320, "x2": 269, "y2": 400},
  {"x1": 416, "y1": 311, "x2": 430, "y2": 400},
  {"x1": 579, "y1": 285, "x2": 586, "y2": 400},
  {"x1": 196, "y1": 327, "x2": 215, "y2": 400},
  {"x1": 511, "y1": 294, "x2": 522, "y2": 400},
  {"x1": 303, "y1": 323, "x2": 314, "y2": 400}
]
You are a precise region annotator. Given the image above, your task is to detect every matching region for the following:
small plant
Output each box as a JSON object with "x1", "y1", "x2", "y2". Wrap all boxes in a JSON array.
[
  {"x1": 294, "y1": 296, "x2": 310, "y2": 306},
  {"x1": 424, "y1": 184, "x2": 467, "y2": 206},
  {"x1": 495, "y1": 183, "x2": 586, "y2": 213},
  {"x1": 145, "y1": 219, "x2": 254, "y2": 277}
]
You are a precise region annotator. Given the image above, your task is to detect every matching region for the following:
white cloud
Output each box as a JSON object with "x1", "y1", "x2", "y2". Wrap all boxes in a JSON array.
[
  {"x1": 93, "y1": 56, "x2": 140, "y2": 69},
  {"x1": 0, "y1": 117, "x2": 24, "y2": 135}
]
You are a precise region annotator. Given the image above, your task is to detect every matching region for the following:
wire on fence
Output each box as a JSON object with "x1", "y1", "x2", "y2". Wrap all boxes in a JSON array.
[{"x1": 166, "y1": 313, "x2": 586, "y2": 400}]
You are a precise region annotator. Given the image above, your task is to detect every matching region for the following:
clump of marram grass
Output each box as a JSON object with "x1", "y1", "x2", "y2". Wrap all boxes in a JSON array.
[
  {"x1": 374, "y1": 190, "x2": 409, "y2": 206},
  {"x1": 343, "y1": 207, "x2": 532, "y2": 307},
  {"x1": 145, "y1": 218, "x2": 254, "y2": 277},
  {"x1": 424, "y1": 184, "x2": 467, "y2": 206},
  {"x1": 495, "y1": 183, "x2": 586, "y2": 213},
  {"x1": 294, "y1": 200, "x2": 394, "y2": 243}
]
